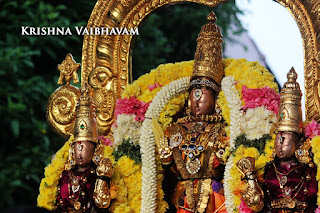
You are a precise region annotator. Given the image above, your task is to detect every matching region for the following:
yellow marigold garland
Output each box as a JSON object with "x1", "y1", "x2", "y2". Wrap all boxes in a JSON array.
[
  {"x1": 122, "y1": 60, "x2": 193, "y2": 101},
  {"x1": 110, "y1": 156, "x2": 142, "y2": 213}
]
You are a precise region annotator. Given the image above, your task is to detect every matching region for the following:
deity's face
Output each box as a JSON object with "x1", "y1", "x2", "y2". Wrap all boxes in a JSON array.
[
  {"x1": 275, "y1": 131, "x2": 298, "y2": 162},
  {"x1": 190, "y1": 86, "x2": 216, "y2": 116},
  {"x1": 73, "y1": 141, "x2": 95, "y2": 170}
]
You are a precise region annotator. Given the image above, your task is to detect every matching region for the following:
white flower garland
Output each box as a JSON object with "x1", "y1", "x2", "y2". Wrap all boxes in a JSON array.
[
  {"x1": 139, "y1": 77, "x2": 190, "y2": 213},
  {"x1": 221, "y1": 76, "x2": 243, "y2": 149},
  {"x1": 221, "y1": 76, "x2": 243, "y2": 213},
  {"x1": 224, "y1": 155, "x2": 235, "y2": 213}
]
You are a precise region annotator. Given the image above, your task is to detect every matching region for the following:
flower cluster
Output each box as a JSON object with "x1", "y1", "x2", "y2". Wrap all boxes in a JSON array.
[
  {"x1": 110, "y1": 156, "x2": 142, "y2": 213},
  {"x1": 114, "y1": 96, "x2": 150, "y2": 122},
  {"x1": 240, "y1": 106, "x2": 277, "y2": 140},
  {"x1": 311, "y1": 136, "x2": 320, "y2": 205},
  {"x1": 242, "y1": 85, "x2": 280, "y2": 114},
  {"x1": 112, "y1": 114, "x2": 142, "y2": 148},
  {"x1": 305, "y1": 120, "x2": 320, "y2": 139}
]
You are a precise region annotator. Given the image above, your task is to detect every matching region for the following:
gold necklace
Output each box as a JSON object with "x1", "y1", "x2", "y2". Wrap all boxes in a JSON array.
[
  {"x1": 273, "y1": 162, "x2": 306, "y2": 206},
  {"x1": 69, "y1": 172, "x2": 82, "y2": 210},
  {"x1": 273, "y1": 162, "x2": 304, "y2": 188},
  {"x1": 177, "y1": 114, "x2": 222, "y2": 124}
]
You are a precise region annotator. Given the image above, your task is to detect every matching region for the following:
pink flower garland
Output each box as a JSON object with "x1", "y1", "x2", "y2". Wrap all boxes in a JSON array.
[
  {"x1": 114, "y1": 96, "x2": 150, "y2": 122},
  {"x1": 305, "y1": 120, "x2": 320, "y2": 139},
  {"x1": 241, "y1": 85, "x2": 280, "y2": 114}
]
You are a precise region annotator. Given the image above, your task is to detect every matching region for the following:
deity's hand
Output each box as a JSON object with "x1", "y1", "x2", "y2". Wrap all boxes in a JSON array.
[
  {"x1": 237, "y1": 157, "x2": 264, "y2": 212},
  {"x1": 158, "y1": 136, "x2": 173, "y2": 165},
  {"x1": 94, "y1": 157, "x2": 114, "y2": 209}
]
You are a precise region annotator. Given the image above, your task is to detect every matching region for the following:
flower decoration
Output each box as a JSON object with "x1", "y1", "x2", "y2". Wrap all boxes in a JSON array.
[
  {"x1": 305, "y1": 120, "x2": 320, "y2": 139},
  {"x1": 241, "y1": 85, "x2": 280, "y2": 114},
  {"x1": 112, "y1": 114, "x2": 142, "y2": 148},
  {"x1": 310, "y1": 135, "x2": 320, "y2": 205},
  {"x1": 240, "y1": 106, "x2": 277, "y2": 140},
  {"x1": 114, "y1": 97, "x2": 150, "y2": 122}
]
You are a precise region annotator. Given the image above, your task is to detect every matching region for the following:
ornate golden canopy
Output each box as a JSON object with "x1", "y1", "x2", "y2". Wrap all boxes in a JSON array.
[{"x1": 47, "y1": 0, "x2": 320, "y2": 138}]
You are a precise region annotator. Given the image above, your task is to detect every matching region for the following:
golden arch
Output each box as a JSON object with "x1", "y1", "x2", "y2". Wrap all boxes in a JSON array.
[{"x1": 80, "y1": 0, "x2": 320, "y2": 135}]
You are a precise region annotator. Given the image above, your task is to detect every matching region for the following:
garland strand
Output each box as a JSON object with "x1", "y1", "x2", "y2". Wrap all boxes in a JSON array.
[
  {"x1": 221, "y1": 76, "x2": 243, "y2": 213},
  {"x1": 139, "y1": 77, "x2": 190, "y2": 213}
]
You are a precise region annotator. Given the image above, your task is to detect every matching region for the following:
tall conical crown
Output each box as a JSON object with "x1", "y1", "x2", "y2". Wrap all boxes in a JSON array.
[
  {"x1": 190, "y1": 11, "x2": 224, "y2": 92},
  {"x1": 73, "y1": 83, "x2": 98, "y2": 143},
  {"x1": 277, "y1": 67, "x2": 302, "y2": 133}
]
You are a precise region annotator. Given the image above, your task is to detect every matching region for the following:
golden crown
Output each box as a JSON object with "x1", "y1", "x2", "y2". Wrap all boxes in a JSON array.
[
  {"x1": 191, "y1": 11, "x2": 224, "y2": 92},
  {"x1": 277, "y1": 67, "x2": 302, "y2": 133},
  {"x1": 73, "y1": 83, "x2": 98, "y2": 143}
]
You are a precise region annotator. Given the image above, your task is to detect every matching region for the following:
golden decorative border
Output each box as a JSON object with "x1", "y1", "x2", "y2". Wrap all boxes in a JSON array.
[
  {"x1": 272, "y1": 0, "x2": 320, "y2": 121},
  {"x1": 80, "y1": 0, "x2": 320, "y2": 135}
]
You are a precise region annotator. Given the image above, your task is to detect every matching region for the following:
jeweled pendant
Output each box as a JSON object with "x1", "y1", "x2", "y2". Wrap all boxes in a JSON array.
[
  {"x1": 186, "y1": 158, "x2": 201, "y2": 175},
  {"x1": 72, "y1": 185, "x2": 80, "y2": 193},
  {"x1": 279, "y1": 175, "x2": 287, "y2": 187},
  {"x1": 283, "y1": 186, "x2": 292, "y2": 197}
]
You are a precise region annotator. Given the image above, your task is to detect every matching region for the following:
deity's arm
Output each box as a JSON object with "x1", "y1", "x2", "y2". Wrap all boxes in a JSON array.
[
  {"x1": 236, "y1": 157, "x2": 264, "y2": 212},
  {"x1": 93, "y1": 157, "x2": 114, "y2": 209}
]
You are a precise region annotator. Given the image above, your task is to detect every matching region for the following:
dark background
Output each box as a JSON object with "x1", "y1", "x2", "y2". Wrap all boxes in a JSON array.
[{"x1": 0, "y1": 0, "x2": 244, "y2": 210}]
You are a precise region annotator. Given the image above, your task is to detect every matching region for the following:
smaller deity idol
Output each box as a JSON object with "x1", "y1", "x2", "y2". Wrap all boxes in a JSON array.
[
  {"x1": 56, "y1": 84, "x2": 114, "y2": 213},
  {"x1": 157, "y1": 12, "x2": 229, "y2": 213},
  {"x1": 238, "y1": 68, "x2": 318, "y2": 213}
]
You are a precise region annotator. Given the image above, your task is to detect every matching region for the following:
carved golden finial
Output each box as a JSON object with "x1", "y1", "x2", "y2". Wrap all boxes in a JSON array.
[
  {"x1": 57, "y1": 53, "x2": 80, "y2": 85},
  {"x1": 207, "y1": 11, "x2": 216, "y2": 22}
]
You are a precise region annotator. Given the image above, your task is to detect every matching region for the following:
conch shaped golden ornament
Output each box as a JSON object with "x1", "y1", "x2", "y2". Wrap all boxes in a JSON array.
[
  {"x1": 47, "y1": 54, "x2": 81, "y2": 138},
  {"x1": 237, "y1": 157, "x2": 264, "y2": 212},
  {"x1": 191, "y1": 11, "x2": 224, "y2": 92},
  {"x1": 46, "y1": 84, "x2": 80, "y2": 138},
  {"x1": 277, "y1": 67, "x2": 302, "y2": 133}
]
